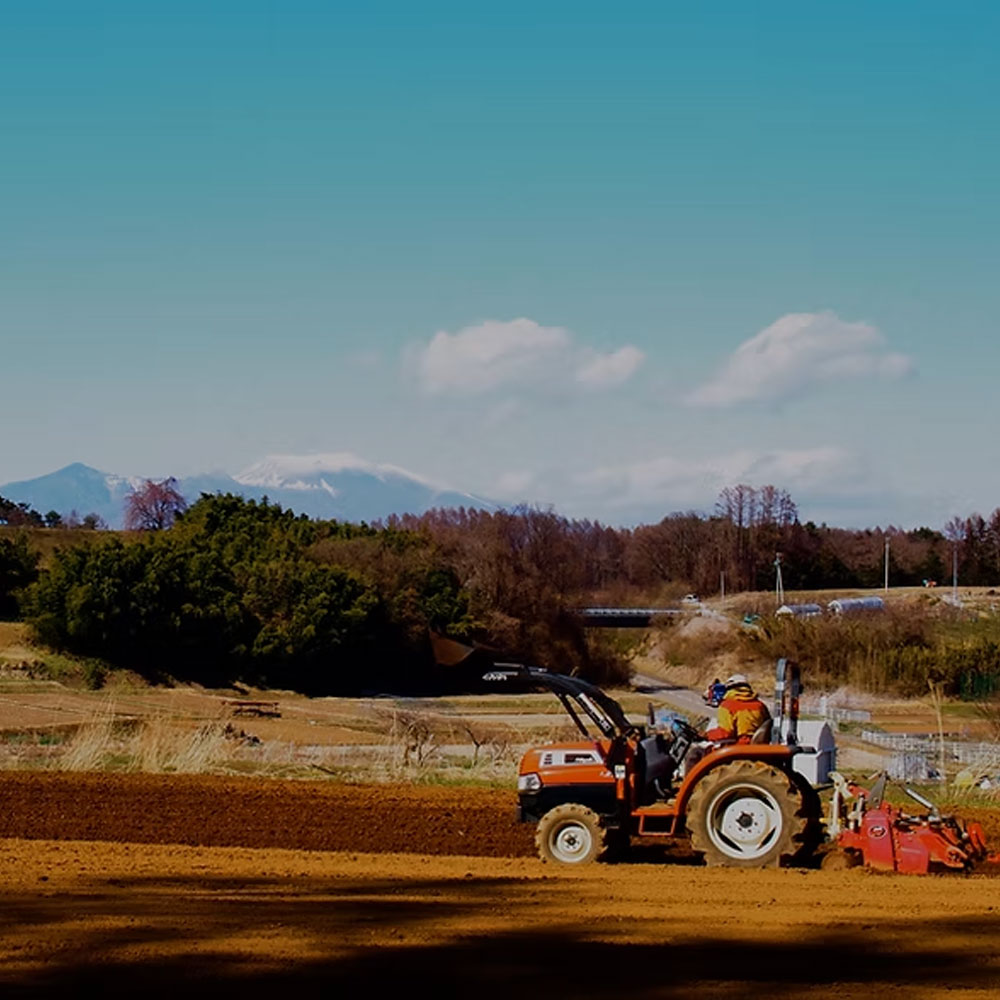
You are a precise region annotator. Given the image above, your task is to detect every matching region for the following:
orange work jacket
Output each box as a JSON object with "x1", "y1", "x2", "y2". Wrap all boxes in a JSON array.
[{"x1": 706, "y1": 688, "x2": 770, "y2": 743}]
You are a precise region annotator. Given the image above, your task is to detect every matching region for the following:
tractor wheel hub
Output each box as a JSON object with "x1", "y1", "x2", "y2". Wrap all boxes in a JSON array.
[
  {"x1": 552, "y1": 823, "x2": 593, "y2": 861},
  {"x1": 707, "y1": 785, "x2": 782, "y2": 860}
]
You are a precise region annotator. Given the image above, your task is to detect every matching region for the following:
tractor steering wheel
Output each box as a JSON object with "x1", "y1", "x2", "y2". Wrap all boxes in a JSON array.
[{"x1": 671, "y1": 718, "x2": 704, "y2": 743}]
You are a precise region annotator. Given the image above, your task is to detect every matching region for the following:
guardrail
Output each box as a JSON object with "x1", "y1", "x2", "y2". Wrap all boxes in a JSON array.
[
  {"x1": 860, "y1": 729, "x2": 1000, "y2": 764},
  {"x1": 800, "y1": 697, "x2": 871, "y2": 723}
]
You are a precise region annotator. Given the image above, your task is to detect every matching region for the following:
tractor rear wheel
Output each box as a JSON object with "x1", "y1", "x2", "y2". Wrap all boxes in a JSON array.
[
  {"x1": 791, "y1": 772, "x2": 825, "y2": 860},
  {"x1": 536, "y1": 804, "x2": 615, "y2": 865},
  {"x1": 686, "y1": 761, "x2": 816, "y2": 868}
]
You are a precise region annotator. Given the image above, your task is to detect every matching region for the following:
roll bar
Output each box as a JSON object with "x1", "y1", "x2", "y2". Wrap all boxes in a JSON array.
[{"x1": 771, "y1": 657, "x2": 800, "y2": 746}]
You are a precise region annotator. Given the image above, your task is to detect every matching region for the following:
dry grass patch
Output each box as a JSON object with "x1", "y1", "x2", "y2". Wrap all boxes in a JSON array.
[
  {"x1": 49, "y1": 705, "x2": 233, "y2": 775},
  {"x1": 61, "y1": 703, "x2": 119, "y2": 771},
  {"x1": 134, "y1": 717, "x2": 229, "y2": 773}
]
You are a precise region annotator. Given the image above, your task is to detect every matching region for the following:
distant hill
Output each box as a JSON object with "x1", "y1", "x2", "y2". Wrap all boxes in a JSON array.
[
  {"x1": 0, "y1": 463, "x2": 140, "y2": 527},
  {"x1": 0, "y1": 454, "x2": 494, "y2": 529}
]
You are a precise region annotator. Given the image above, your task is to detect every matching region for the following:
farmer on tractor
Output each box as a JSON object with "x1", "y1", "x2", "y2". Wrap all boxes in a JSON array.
[{"x1": 706, "y1": 674, "x2": 771, "y2": 743}]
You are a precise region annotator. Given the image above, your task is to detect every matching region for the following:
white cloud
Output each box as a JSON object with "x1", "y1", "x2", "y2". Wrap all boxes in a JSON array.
[
  {"x1": 686, "y1": 311, "x2": 913, "y2": 407},
  {"x1": 483, "y1": 398, "x2": 524, "y2": 428},
  {"x1": 410, "y1": 318, "x2": 643, "y2": 395},
  {"x1": 577, "y1": 446, "x2": 860, "y2": 509},
  {"x1": 575, "y1": 345, "x2": 645, "y2": 388}
]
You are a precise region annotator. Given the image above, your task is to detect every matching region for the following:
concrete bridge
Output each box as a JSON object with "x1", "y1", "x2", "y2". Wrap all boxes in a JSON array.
[{"x1": 572, "y1": 607, "x2": 685, "y2": 628}]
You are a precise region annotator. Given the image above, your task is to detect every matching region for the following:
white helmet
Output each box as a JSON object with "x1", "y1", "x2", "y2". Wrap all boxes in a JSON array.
[{"x1": 725, "y1": 673, "x2": 750, "y2": 688}]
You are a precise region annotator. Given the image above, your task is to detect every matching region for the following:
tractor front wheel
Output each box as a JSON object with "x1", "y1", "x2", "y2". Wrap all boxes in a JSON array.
[
  {"x1": 536, "y1": 804, "x2": 615, "y2": 865},
  {"x1": 686, "y1": 761, "x2": 816, "y2": 868}
]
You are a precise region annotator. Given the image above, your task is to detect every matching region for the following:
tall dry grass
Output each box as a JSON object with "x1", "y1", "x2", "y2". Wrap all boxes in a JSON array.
[
  {"x1": 57, "y1": 708, "x2": 230, "y2": 774},
  {"x1": 61, "y1": 702, "x2": 119, "y2": 771},
  {"x1": 316, "y1": 705, "x2": 527, "y2": 784},
  {"x1": 134, "y1": 717, "x2": 228, "y2": 773}
]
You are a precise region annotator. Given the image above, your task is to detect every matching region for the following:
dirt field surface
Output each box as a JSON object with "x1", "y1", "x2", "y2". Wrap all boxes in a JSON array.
[
  {"x1": 0, "y1": 682, "x2": 387, "y2": 745},
  {"x1": 2, "y1": 774, "x2": 1000, "y2": 997},
  {"x1": 2, "y1": 838, "x2": 1000, "y2": 999},
  {"x1": 0, "y1": 772, "x2": 535, "y2": 856},
  {"x1": 4, "y1": 771, "x2": 998, "y2": 854}
]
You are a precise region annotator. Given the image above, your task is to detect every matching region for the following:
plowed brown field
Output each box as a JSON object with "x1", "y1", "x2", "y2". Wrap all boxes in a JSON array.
[
  {"x1": 2, "y1": 772, "x2": 1000, "y2": 998},
  {"x1": 0, "y1": 772, "x2": 535, "y2": 856}
]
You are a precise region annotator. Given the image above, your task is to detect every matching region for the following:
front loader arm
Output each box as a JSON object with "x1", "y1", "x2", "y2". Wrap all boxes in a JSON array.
[{"x1": 484, "y1": 663, "x2": 636, "y2": 739}]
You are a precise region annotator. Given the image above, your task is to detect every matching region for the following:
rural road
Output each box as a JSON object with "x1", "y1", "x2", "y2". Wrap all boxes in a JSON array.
[{"x1": 631, "y1": 672, "x2": 713, "y2": 718}]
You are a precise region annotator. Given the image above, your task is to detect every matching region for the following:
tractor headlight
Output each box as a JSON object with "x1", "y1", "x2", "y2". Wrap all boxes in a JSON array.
[{"x1": 517, "y1": 773, "x2": 542, "y2": 792}]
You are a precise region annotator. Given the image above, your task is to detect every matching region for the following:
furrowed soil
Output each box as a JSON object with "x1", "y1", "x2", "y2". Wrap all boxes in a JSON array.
[
  {"x1": 2, "y1": 773, "x2": 1000, "y2": 998},
  {"x1": 0, "y1": 772, "x2": 535, "y2": 856}
]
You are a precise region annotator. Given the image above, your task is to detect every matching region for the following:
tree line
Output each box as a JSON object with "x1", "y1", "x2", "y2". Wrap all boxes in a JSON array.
[
  {"x1": 394, "y1": 487, "x2": 1000, "y2": 601},
  {"x1": 0, "y1": 494, "x2": 105, "y2": 530},
  {"x1": 3, "y1": 481, "x2": 1000, "y2": 694}
]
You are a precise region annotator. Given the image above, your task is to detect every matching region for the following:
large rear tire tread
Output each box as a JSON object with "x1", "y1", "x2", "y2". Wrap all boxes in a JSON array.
[
  {"x1": 686, "y1": 760, "x2": 812, "y2": 869},
  {"x1": 535, "y1": 803, "x2": 620, "y2": 865},
  {"x1": 790, "y1": 772, "x2": 825, "y2": 862}
]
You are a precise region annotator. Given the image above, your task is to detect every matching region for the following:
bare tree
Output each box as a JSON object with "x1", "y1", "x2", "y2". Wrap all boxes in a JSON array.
[
  {"x1": 124, "y1": 478, "x2": 188, "y2": 531},
  {"x1": 943, "y1": 516, "x2": 965, "y2": 545}
]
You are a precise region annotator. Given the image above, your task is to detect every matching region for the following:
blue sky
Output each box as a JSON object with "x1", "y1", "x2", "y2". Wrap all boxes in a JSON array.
[{"x1": 3, "y1": 1, "x2": 998, "y2": 527}]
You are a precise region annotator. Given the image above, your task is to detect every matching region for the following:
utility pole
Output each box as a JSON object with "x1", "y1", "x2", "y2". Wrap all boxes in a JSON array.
[
  {"x1": 952, "y1": 544, "x2": 959, "y2": 603},
  {"x1": 774, "y1": 552, "x2": 784, "y2": 608},
  {"x1": 884, "y1": 536, "x2": 890, "y2": 592}
]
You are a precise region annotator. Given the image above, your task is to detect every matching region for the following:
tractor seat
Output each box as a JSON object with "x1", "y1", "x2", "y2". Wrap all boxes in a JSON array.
[
  {"x1": 749, "y1": 719, "x2": 773, "y2": 744},
  {"x1": 638, "y1": 734, "x2": 676, "y2": 798}
]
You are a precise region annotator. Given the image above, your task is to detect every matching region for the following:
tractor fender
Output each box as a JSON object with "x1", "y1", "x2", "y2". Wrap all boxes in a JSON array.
[{"x1": 671, "y1": 744, "x2": 799, "y2": 827}]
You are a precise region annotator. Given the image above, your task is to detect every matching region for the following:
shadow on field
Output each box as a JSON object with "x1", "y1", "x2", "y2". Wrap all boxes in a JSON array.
[{"x1": 3, "y1": 872, "x2": 999, "y2": 998}]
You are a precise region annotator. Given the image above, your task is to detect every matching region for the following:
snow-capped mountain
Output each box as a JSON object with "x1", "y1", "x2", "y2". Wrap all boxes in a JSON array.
[
  {"x1": 229, "y1": 453, "x2": 492, "y2": 522},
  {"x1": 235, "y1": 452, "x2": 440, "y2": 492},
  {"x1": 0, "y1": 455, "x2": 493, "y2": 529}
]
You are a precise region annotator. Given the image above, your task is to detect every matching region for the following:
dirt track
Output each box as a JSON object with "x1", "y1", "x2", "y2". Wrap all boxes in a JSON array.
[{"x1": 3, "y1": 772, "x2": 1000, "y2": 997}]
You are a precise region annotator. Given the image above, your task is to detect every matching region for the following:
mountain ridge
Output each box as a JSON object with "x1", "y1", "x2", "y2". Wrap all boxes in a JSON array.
[{"x1": 1, "y1": 456, "x2": 494, "y2": 528}]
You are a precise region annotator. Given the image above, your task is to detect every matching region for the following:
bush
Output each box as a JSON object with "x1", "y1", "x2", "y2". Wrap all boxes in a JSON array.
[
  {"x1": 0, "y1": 532, "x2": 40, "y2": 619},
  {"x1": 742, "y1": 605, "x2": 1000, "y2": 697},
  {"x1": 23, "y1": 495, "x2": 492, "y2": 693}
]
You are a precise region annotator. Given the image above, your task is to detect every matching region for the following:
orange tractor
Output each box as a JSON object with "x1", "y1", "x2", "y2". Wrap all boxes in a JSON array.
[
  {"x1": 490, "y1": 660, "x2": 995, "y2": 872},
  {"x1": 489, "y1": 659, "x2": 823, "y2": 867}
]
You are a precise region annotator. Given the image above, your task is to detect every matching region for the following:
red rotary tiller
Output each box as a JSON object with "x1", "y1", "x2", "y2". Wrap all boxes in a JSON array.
[{"x1": 825, "y1": 772, "x2": 997, "y2": 874}]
